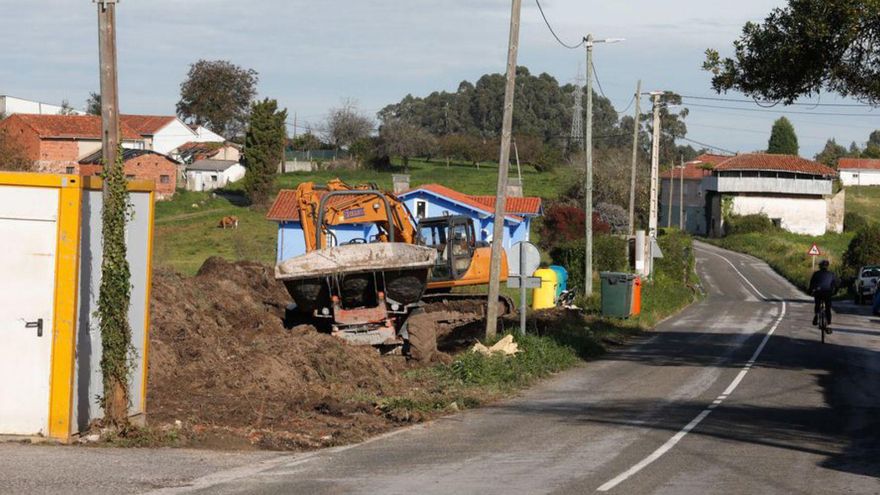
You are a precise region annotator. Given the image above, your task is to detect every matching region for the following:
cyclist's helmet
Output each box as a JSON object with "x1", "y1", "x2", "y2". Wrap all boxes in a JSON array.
[{"x1": 819, "y1": 259, "x2": 830, "y2": 268}]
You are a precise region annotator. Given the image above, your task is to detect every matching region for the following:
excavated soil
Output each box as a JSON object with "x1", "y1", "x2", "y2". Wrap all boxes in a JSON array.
[{"x1": 147, "y1": 257, "x2": 426, "y2": 450}]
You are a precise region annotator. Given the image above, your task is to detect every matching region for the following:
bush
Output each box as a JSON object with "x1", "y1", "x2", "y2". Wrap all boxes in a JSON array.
[
  {"x1": 533, "y1": 144, "x2": 563, "y2": 173},
  {"x1": 844, "y1": 211, "x2": 870, "y2": 233},
  {"x1": 549, "y1": 235, "x2": 628, "y2": 290},
  {"x1": 843, "y1": 225, "x2": 880, "y2": 277},
  {"x1": 539, "y1": 202, "x2": 611, "y2": 250},
  {"x1": 725, "y1": 213, "x2": 777, "y2": 236}
]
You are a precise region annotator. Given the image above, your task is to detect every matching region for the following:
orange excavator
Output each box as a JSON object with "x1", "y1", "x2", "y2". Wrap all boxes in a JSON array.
[{"x1": 275, "y1": 179, "x2": 511, "y2": 360}]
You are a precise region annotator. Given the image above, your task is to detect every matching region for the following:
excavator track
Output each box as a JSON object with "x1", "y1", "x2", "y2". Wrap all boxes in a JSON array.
[{"x1": 420, "y1": 292, "x2": 515, "y2": 339}]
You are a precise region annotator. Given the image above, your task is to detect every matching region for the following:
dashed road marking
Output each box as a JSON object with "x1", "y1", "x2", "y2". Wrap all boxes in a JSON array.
[{"x1": 597, "y1": 249, "x2": 786, "y2": 492}]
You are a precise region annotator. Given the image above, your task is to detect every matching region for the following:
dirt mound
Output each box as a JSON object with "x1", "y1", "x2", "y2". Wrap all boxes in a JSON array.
[{"x1": 148, "y1": 257, "x2": 415, "y2": 449}]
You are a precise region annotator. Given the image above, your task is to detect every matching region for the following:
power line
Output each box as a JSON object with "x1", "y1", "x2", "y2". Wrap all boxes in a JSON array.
[
  {"x1": 534, "y1": 0, "x2": 583, "y2": 49},
  {"x1": 680, "y1": 94, "x2": 873, "y2": 109},
  {"x1": 679, "y1": 136, "x2": 737, "y2": 155},
  {"x1": 683, "y1": 102, "x2": 880, "y2": 118}
]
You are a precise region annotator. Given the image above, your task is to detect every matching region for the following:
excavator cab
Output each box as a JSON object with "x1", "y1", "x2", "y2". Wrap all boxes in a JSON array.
[{"x1": 418, "y1": 215, "x2": 502, "y2": 288}]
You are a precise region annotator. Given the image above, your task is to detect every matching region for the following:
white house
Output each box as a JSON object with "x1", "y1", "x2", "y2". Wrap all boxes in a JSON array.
[
  {"x1": 838, "y1": 158, "x2": 880, "y2": 186},
  {"x1": 704, "y1": 153, "x2": 843, "y2": 236},
  {"x1": 120, "y1": 115, "x2": 204, "y2": 155},
  {"x1": 185, "y1": 159, "x2": 246, "y2": 192},
  {"x1": 0, "y1": 95, "x2": 86, "y2": 116},
  {"x1": 191, "y1": 125, "x2": 225, "y2": 143}
]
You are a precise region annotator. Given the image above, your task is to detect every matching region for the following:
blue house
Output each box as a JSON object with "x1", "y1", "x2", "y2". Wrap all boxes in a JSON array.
[{"x1": 267, "y1": 183, "x2": 543, "y2": 262}]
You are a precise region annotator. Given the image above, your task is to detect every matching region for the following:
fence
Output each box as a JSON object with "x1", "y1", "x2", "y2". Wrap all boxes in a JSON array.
[{"x1": 285, "y1": 149, "x2": 350, "y2": 161}]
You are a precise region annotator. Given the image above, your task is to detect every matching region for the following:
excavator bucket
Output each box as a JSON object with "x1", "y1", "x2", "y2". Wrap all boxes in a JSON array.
[{"x1": 276, "y1": 242, "x2": 437, "y2": 317}]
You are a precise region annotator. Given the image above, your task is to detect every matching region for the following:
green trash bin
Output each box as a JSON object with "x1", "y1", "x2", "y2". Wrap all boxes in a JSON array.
[{"x1": 600, "y1": 272, "x2": 636, "y2": 318}]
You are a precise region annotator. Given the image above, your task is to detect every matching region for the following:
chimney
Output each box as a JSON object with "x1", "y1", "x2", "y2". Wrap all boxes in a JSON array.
[
  {"x1": 392, "y1": 174, "x2": 410, "y2": 194},
  {"x1": 506, "y1": 178, "x2": 523, "y2": 197}
]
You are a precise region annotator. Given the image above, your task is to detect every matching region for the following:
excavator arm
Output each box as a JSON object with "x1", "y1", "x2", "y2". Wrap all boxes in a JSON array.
[{"x1": 295, "y1": 179, "x2": 419, "y2": 251}]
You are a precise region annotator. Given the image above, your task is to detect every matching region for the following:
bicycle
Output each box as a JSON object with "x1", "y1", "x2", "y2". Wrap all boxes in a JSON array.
[{"x1": 816, "y1": 299, "x2": 829, "y2": 344}]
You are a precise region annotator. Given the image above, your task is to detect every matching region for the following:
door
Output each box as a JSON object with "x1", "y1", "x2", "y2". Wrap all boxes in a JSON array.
[{"x1": 0, "y1": 186, "x2": 59, "y2": 435}]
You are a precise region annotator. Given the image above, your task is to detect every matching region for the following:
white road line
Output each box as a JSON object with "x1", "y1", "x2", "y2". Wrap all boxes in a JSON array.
[
  {"x1": 695, "y1": 246, "x2": 767, "y2": 300},
  {"x1": 597, "y1": 256, "x2": 787, "y2": 492}
]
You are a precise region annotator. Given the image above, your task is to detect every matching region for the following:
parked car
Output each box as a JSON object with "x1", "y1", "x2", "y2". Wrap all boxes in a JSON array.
[{"x1": 854, "y1": 265, "x2": 880, "y2": 304}]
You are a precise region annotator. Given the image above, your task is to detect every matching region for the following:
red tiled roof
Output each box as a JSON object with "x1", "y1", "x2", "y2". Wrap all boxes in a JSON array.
[
  {"x1": 406, "y1": 183, "x2": 526, "y2": 220},
  {"x1": 693, "y1": 153, "x2": 731, "y2": 166},
  {"x1": 471, "y1": 195, "x2": 543, "y2": 215},
  {"x1": 7, "y1": 114, "x2": 142, "y2": 140},
  {"x1": 120, "y1": 115, "x2": 178, "y2": 136},
  {"x1": 660, "y1": 161, "x2": 715, "y2": 180},
  {"x1": 713, "y1": 153, "x2": 837, "y2": 176},
  {"x1": 838, "y1": 158, "x2": 880, "y2": 170}
]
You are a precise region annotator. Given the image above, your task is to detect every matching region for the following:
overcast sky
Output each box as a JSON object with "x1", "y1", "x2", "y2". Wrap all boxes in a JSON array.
[{"x1": 1, "y1": 0, "x2": 878, "y2": 157}]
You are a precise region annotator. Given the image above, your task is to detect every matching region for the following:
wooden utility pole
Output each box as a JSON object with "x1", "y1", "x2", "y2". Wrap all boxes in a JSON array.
[
  {"x1": 628, "y1": 80, "x2": 641, "y2": 235},
  {"x1": 485, "y1": 0, "x2": 522, "y2": 339},
  {"x1": 584, "y1": 34, "x2": 594, "y2": 297},
  {"x1": 98, "y1": 0, "x2": 120, "y2": 174}
]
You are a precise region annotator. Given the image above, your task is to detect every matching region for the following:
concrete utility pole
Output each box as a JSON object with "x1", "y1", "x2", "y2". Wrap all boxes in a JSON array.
[
  {"x1": 584, "y1": 34, "x2": 594, "y2": 298},
  {"x1": 679, "y1": 155, "x2": 685, "y2": 230},
  {"x1": 583, "y1": 35, "x2": 623, "y2": 297},
  {"x1": 485, "y1": 0, "x2": 522, "y2": 340},
  {"x1": 667, "y1": 161, "x2": 674, "y2": 228},
  {"x1": 97, "y1": 0, "x2": 120, "y2": 176},
  {"x1": 647, "y1": 91, "x2": 662, "y2": 276},
  {"x1": 628, "y1": 80, "x2": 641, "y2": 235}
]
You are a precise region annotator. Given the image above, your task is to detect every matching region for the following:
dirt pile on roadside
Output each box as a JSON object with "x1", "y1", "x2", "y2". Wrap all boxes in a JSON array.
[{"x1": 147, "y1": 257, "x2": 415, "y2": 449}]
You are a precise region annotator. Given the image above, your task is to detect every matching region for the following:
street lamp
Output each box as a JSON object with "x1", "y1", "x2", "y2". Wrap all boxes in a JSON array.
[{"x1": 583, "y1": 34, "x2": 625, "y2": 297}]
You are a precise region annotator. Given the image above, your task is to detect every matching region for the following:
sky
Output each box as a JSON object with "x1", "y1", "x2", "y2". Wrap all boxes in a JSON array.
[{"x1": 1, "y1": 0, "x2": 878, "y2": 157}]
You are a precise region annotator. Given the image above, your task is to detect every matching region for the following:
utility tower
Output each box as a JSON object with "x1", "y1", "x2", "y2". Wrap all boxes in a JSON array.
[{"x1": 569, "y1": 70, "x2": 584, "y2": 152}]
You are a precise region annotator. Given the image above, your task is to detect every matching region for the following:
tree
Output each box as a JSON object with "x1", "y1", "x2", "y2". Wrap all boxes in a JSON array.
[
  {"x1": 844, "y1": 225, "x2": 880, "y2": 279},
  {"x1": 325, "y1": 99, "x2": 373, "y2": 150},
  {"x1": 0, "y1": 129, "x2": 32, "y2": 171},
  {"x1": 86, "y1": 92, "x2": 102, "y2": 116},
  {"x1": 59, "y1": 99, "x2": 78, "y2": 116},
  {"x1": 380, "y1": 119, "x2": 436, "y2": 169},
  {"x1": 243, "y1": 99, "x2": 287, "y2": 205},
  {"x1": 767, "y1": 117, "x2": 799, "y2": 155},
  {"x1": 864, "y1": 129, "x2": 880, "y2": 158},
  {"x1": 815, "y1": 138, "x2": 848, "y2": 168},
  {"x1": 291, "y1": 132, "x2": 327, "y2": 151},
  {"x1": 704, "y1": 0, "x2": 880, "y2": 104},
  {"x1": 177, "y1": 60, "x2": 259, "y2": 138}
]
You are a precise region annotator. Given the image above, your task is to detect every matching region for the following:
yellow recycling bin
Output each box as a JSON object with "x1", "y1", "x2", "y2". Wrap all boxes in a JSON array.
[{"x1": 532, "y1": 268, "x2": 558, "y2": 310}]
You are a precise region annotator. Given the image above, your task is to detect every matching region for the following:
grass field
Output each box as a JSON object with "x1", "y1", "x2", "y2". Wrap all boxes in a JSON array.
[
  {"x1": 846, "y1": 186, "x2": 880, "y2": 223},
  {"x1": 153, "y1": 159, "x2": 573, "y2": 275}
]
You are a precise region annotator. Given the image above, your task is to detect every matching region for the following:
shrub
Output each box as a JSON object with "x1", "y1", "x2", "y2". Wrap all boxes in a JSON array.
[
  {"x1": 596, "y1": 202, "x2": 629, "y2": 234},
  {"x1": 844, "y1": 211, "x2": 870, "y2": 233},
  {"x1": 533, "y1": 144, "x2": 563, "y2": 173},
  {"x1": 725, "y1": 213, "x2": 777, "y2": 236},
  {"x1": 539, "y1": 202, "x2": 611, "y2": 250},
  {"x1": 843, "y1": 225, "x2": 880, "y2": 277},
  {"x1": 549, "y1": 235, "x2": 628, "y2": 290}
]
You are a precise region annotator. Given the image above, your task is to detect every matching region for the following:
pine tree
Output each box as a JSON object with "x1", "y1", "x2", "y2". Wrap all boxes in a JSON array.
[
  {"x1": 767, "y1": 117, "x2": 799, "y2": 155},
  {"x1": 243, "y1": 99, "x2": 287, "y2": 205}
]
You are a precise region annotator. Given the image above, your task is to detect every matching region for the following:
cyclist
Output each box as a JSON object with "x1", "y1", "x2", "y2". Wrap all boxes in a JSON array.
[{"x1": 809, "y1": 259, "x2": 838, "y2": 331}]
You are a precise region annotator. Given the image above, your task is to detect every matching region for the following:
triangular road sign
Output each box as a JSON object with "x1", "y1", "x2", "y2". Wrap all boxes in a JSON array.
[{"x1": 808, "y1": 244, "x2": 821, "y2": 256}]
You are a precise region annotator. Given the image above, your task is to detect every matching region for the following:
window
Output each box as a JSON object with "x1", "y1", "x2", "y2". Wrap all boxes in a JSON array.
[
  {"x1": 125, "y1": 174, "x2": 135, "y2": 180},
  {"x1": 160, "y1": 175, "x2": 170, "y2": 184},
  {"x1": 415, "y1": 200, "x2": 427, "y2": 219},
  {"x1": 211, "y1": 175, "x2": 218, "y2": 182},
  {"x1": 65, "y1": 167, "x2": 75, "y2": 174}
]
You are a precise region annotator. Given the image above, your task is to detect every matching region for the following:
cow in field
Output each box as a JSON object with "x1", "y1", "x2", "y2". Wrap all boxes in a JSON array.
[{"x1": 218, "y1": 216, "x2": 239, "y2": 229}]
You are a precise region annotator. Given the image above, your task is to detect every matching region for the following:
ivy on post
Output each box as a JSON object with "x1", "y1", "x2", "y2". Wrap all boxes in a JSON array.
[{"x1": 97, "y1": 147, "x2": 133, "y2": 427}]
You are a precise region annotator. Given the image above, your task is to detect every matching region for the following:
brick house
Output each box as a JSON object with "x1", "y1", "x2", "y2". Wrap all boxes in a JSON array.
[
  {"x1": 79, "y1": 149, "x2": 178, "y2": 199},
  {"x1": 0, "y1": 114, "x2": 143, "y2": 173}
]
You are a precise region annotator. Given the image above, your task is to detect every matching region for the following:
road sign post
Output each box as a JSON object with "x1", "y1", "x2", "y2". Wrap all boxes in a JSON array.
[
  {"x1": 508, "y1": 241, "x2": 541, "y2": 335},
  {"x1": 808, "y1": 243, "x2": 821, "y2": 270}
]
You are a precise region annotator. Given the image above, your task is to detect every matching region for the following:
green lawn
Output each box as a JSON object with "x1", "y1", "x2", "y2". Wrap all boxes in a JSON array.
[
  {"x1": 846, "y1": 186, "x2": 880, "y2": 223},
  {"x1": 154, "y1": 160, "x2": 573, "y2": 275}
]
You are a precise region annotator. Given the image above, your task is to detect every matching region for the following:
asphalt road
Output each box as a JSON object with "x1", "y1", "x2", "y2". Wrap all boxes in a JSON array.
[{"x1": 2, "y1": 242, "x2": 878, "y2": 494}]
